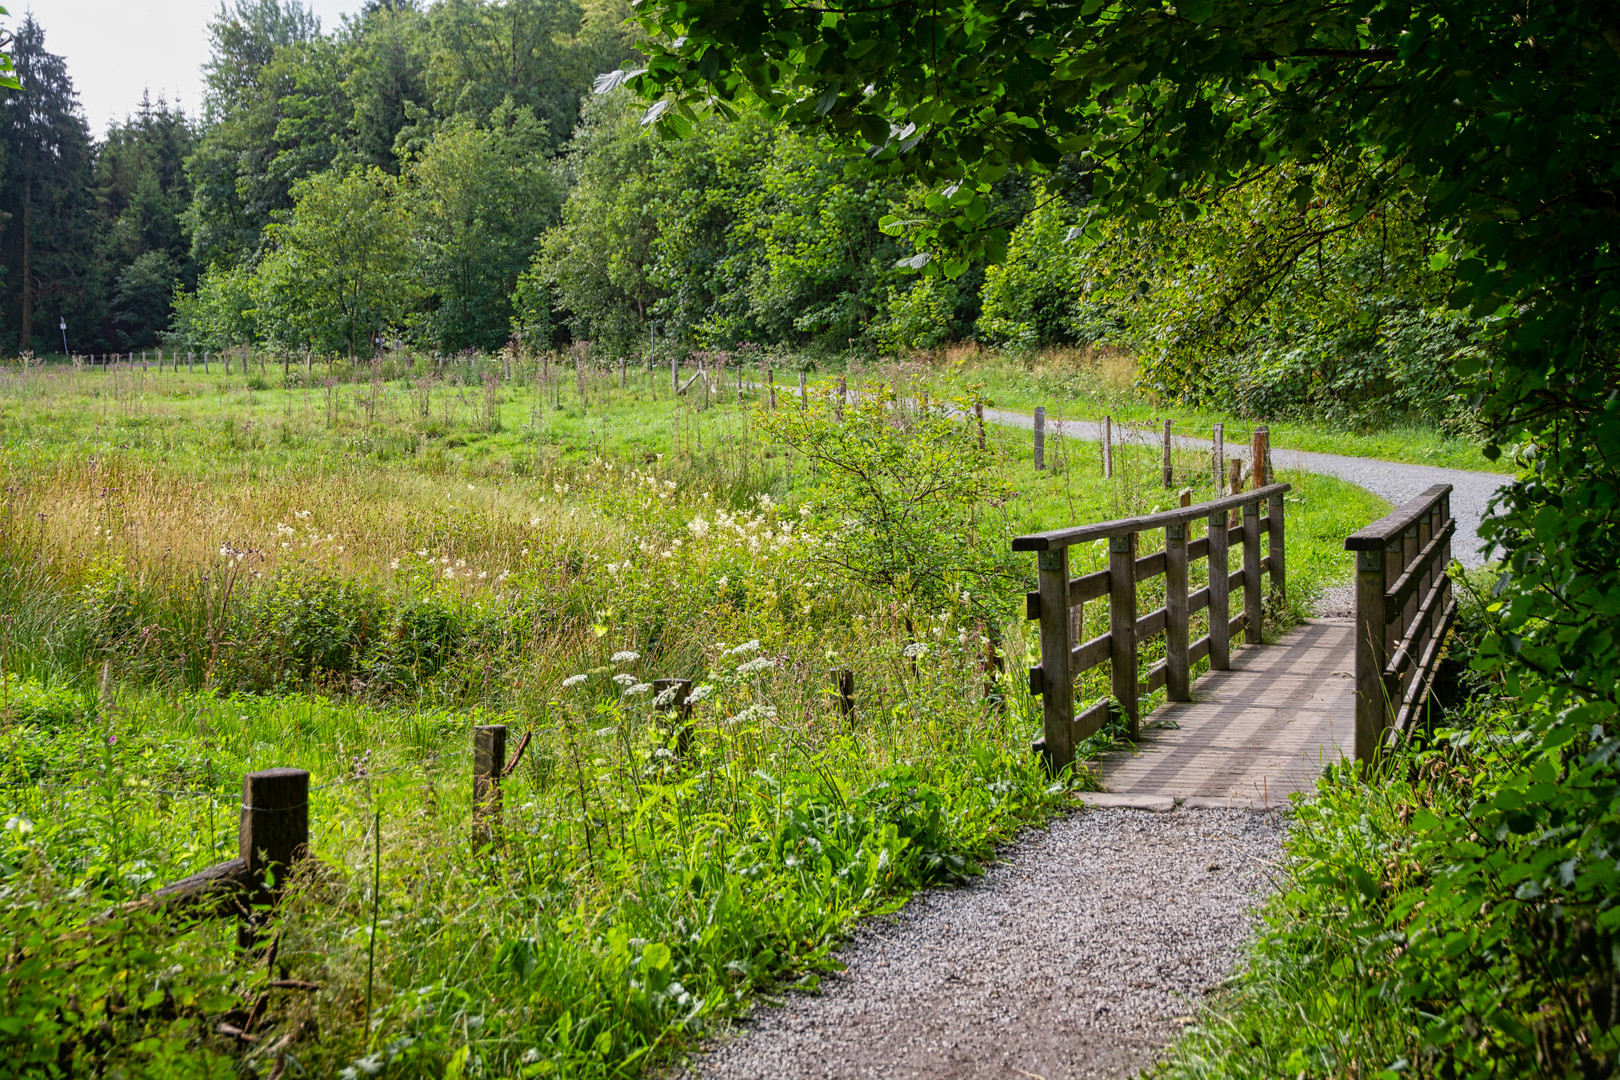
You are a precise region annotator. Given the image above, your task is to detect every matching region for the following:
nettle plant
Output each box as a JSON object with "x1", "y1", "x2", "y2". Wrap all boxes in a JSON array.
[{"x1": 756, "y1": 385, "x2": 1019, "y2": 632}]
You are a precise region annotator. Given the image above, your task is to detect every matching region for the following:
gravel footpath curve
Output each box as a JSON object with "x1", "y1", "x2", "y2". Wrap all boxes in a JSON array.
[
  {"x1": 676, "y1": 809, "x2": 1284, "y2": 1080},
  {"x1": 981, "y1": 407, "x2": 1507, "y2": 568}
]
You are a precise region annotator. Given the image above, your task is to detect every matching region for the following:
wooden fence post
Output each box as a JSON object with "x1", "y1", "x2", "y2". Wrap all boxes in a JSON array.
[
  {"x1": 768, "y1": 368, "x2": 776, "y2": 409},
  {"x1": 1103, "y1": 415, "x2": 1114, "y2": 478},
  {"x1": 1251, "y1": 425, "x2": 1269, "y2": 485},
  {"x1": 798, "y1": 371, "x2": 807, "y2": 409},
  {"x1": 1108, "y1": 534, "x2": 1139, "y2": 738},
  {"x1": 1268, "y1": 485, "x2": 1286, "y2": 607},
  {"x1": 1213, "y1": 422, "x2": 1225, "y2": 495},
  {"x1": 472, "y1": 725, "x2": 507, "y2": 845},
  {"x1": 975, "y1": 401, "x2": 986, "y2": 449},
  {"x1": 1162, "y1": 419, "x2": 1173, "y2": 488},
  {"x1": 204, "y1": 352, "x2": 210, "y2": 374},
  {"x1": 1243, "y1": 497, "x2": 1264, "y2": 645},
  {"x1": 1354, "y1": 546, "x2": 1390, "y2": 763},
  {"x1": 1036, "y1": 548, "x2": 1075, "y2": 768},
  {"x1": 832, "y1": 669, "x2": 855, "y2": 722},
  {"x1": 1165, "y1": 519, "x2": 1190, "y2": 700},
  {"x1": 239, "y1": 767, "x2": 309, "y2": 946},
  {"x1": 1207, "y1": 492, "x2": 1231, "y2": 670},
  {"x1": 1033, "y1": 406, "x2": 1046, "y2": 469},
  {"x1": 836, "y1": 376, "x2": 847, "y2": 421},
  {"x1": 652, "y1": 678, "x2": 694, "y2": 755}
]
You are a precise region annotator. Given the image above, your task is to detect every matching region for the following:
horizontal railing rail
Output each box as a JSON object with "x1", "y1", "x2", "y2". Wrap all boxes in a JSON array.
[
  {"x1": 1015, "y1": 436, "x2": 1289, "y2": 772},
  {"x1": 1344, "y1": 483, "x2": 1457, "y2": 761}
]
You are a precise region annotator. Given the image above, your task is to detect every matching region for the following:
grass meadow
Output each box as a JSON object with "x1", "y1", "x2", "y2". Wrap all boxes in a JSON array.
[{"x1": 0, "y1": 353, "x2": 1386, "y2": 1078}]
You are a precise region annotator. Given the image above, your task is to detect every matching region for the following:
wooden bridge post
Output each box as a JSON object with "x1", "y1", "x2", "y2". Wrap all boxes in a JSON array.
[
  {"x1": 1207, "y1": 501, "x2": 1231, "y2": 670},
  {"x1": 472, "y1": 724, "x2": 507, "y2": 846},
  {"x1": 1268, "y1": 487, "x2": 1286, "y2": 607},
  {"x1": 1353, "y1": 546, "x2": 1392, "y2": 762},
  {"x1": 1165, "y1": 520, "x2": 1190, "y2": 700},
  {"x1": 1242, "y1": 499, "x2": 1264, "y2": 645},
  {"x1": 1108, "y1": 535, "x2": 1139, "y2": 738},
  {"x1": 1036, "y1": 548, "x2": 1076, "y2": 770}
]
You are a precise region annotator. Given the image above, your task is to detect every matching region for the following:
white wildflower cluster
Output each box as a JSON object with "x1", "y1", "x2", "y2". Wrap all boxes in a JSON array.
[
  {"x1": 902, "y1": 642, "x2": 930, "y2": 659},
  {"x1": 726, "y1": 703, "x2": 777, "y2": 726},
  {"x1": 736, "y1": 656, "x2": 775, "y2": 676},
  {"x1": 723, "y1": 640, "x2": 761, "y2": 658},
  {"x1": 612, "y1": 673, "x2": 637, "y2": 687},
  {"x1": 610, "y1": 650, "x2": 640, "y2": 664},
  {"x1": 562, "y1": 673, "x2": 589, "y2": 688},
  {"x1": 269, "y1": 516, "x2": 345, "y2": 555},
  {"x1": 622, "y1": 682, "x2": 652, "y2": 697},
  {"x1": 685, "y1": 683, "x2": 715, "y2": 704}
]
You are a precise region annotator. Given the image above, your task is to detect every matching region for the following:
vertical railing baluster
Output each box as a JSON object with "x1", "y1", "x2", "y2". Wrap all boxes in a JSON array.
[
  {"x1": 1109, "y1": 534, "x2": 1139, "y2": 738},
  {"x1": 1165, "y1": 521, "x2": 1190, "y2": 700},
  {"x1": 1208, "y1": 503, "x2": 1231, "y2": 670},
  {"x1": 1268, "y1": 486, "x2": 1286, "y2": 607},
  {"x1": 1036, "y1": 548, "x2": 1075, "y2": 771},
  {"x1": 1243, "y1": 499, "x2": 1263, "y2": 645}
]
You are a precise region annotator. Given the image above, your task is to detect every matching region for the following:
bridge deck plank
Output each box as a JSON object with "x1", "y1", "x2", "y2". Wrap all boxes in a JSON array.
[{"x1": 1095, "y1": 619, "x2": 1352, "y2": 807}]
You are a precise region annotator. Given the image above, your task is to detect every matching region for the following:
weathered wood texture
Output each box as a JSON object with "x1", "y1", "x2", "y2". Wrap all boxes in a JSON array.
[
  {"x1": 1344, "y1": 484, "x2": 1456, "y2": 763},
  {"x1": 1020, "y1": 474, "x2": 1292, "y2": 773}
]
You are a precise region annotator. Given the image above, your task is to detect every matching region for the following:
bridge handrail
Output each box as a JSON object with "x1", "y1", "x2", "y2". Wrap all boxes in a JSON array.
[
  {"x1": 1011, "y1": 483, "x2": 1292, "y2": 551},
  {"x1": 1018, "y1": 480, "x2": 1289, "y2": 772},
  {"x1": 1344, "y1": 483, "x2": 1456, "y2": 762}
]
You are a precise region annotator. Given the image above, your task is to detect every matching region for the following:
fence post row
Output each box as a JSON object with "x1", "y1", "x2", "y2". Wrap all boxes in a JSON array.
[
  {"x1": 1343, "y1": 484, "x2": 1457, "y2": 765},
  {"x1": 1018, "y1": 478, "x2": 1292, "y2": 773}
]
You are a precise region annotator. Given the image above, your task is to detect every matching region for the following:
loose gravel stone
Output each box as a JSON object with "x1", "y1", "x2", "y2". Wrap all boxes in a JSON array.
[{"x1": 675, "y1": 808, "x2": 1284, "y2": 1080}]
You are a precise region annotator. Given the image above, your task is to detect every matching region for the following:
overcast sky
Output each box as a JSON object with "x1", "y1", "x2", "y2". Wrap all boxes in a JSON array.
[{"x1": 20, "y1": 0, "x2": 361, "y2": 136}]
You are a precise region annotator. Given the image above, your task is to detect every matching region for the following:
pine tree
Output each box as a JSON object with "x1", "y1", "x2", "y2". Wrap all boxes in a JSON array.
[{"x1": 0, "y1": 16, "x2": 98, "y2": 353}]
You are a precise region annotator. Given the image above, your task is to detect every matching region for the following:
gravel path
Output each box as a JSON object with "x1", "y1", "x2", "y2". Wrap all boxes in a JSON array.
[
  {"x1": 677, "y1": 809, "x2": 1284, "y2": 1080},
  {"x1": 981, "y1": 408, "x2": 1508, "y2": 568}
]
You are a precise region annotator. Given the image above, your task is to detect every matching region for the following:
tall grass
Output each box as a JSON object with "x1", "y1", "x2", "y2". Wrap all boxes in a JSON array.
[{"x1": 0, "y1": 357, "x2": 1383, "y2": 1077}]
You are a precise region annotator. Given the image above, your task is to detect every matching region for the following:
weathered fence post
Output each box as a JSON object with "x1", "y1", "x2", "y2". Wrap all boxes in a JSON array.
[
  {"x1": 768, "y1": 368, "x2": 776, "y2": 409},
  {"x1": 1211, "y1": 488, "x2": 1231, "y2": 667},
  {"x1": 619, "y1": 357, "x2": 626, "y2": 389},
  {"x1": 204, "y1": 352, "x2": 210, "y2": 374},
  {"x1": 1033, "y1": 406, "x2": 1046, "y2": 469},
  {"x1": 1268, "y1": 484, "x2": 1286, "y2": 607},
  {"x1": 833, "y1": 669, "x2": 855, "y2": 723},
  {"x1": 1109, "y1": 534, "x2": 1139, "y2": 738},
  {"x1": 652, "y1": 678, "x2": 694, "y2": 755},
  {"x1": 472, "y1": 725, "x2": 507, "y2": 846},
  {"x1": 975, "y1": 401, "x2": 986, "y2": 449},
  {"x1": 1103, "y1": 415, "x2": 1114, "y2": 478},
  {"x1": 1213, "y1": 422, "x2": 1225, "y2": 493},
  {"x1": 238, "y1": 767, "x2": 310, "y2": 946},
  {"x1": 1162, "y1": 419, "x2": 1173, "y2": 488},
  {"x1": 1036, "y1": 548, "x2": 1075, "y2": 768},
  {"x1": 1165, "y1": 518, "x2": 1190, "y2": 701},
  {"x1": 1243, "y1": 497, "x2": 1264, "y2": 645},
  {"x1": 1352, "y1": 542, "x2": 1390, "y2": 763},
  {"x1": 1251, "y1": 425, "x2": 1270, "y2": 485},
  {"x1": 836, "y1": 376, "x2": 847, "y2": 420}
]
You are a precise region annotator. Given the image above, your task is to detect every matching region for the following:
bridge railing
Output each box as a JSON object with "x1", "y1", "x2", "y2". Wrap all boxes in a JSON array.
[
  {"x1": 1013, "y1": 481, "x2": 1290, "y2": 772},
  {"x1": 1344, "y1": 484, "x2": 1457, "y2": 762}
]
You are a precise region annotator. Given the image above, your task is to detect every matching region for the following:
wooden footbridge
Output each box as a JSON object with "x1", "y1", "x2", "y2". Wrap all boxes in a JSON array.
[{"x1": 1015, "y1": 465, "x2": 1459, "y2": 806}]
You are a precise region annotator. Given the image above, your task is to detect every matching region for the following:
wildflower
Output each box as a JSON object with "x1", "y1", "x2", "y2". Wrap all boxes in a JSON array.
[
  {"x1": 688, "y1": 516, "x2": 710, "y2": 538},
  {"x1": 736, "y1": 656, "x2": 775, "y2": 675},
  {"x1": 295, "y1": 509, "x2": 310, "y2": 519},
  {"x1": 562, "y1": 674, "x2": 588, "y2": 688},
  {"x1": 686, "y1": 684, "x2": 714, "y2": 703},
  {"x1": 717, "y1": 576, "x2": 728, "y2": 590},
  {"x1": 653, "y1": 685, "x2": 680, "y2": 708},
  {"x1": 478, "y1": 570, "x2": 487, "y2": 579},
  {"x1": 390, "y1": 559, "x2": 400, "y2": 570},
  {"x1": 902, "y1": 642, "x2": 929, "y2": 659},
  {"x1": 725, "y1": 640, "x2": 761, "y2": 657},
  {"x1": 467, "y1": 484, "x2": 475, "y2": 491},
  {"x1": 623, "y1": 682, "x2": 652, "y2": 696},
  {"x1": 612, "y1": 673, "x2": 637, "y2": 687},
  {"x1": 611, "y1": 651, "x2": 640, "y2": 664},
  {"x1": 594, "y1": 726, "x2": 616, "y2": 738},
  {"x1": 416, "y1": 549, "x2": 428, "y2": 557},
  {"x1": 456, "y1": 558, "x2": 466, "y2": 568},
  {"x1": 530, "y1": 517, "x2": 540, "y2": 527},
  {"x1": 443, "y1": 567, "x2": 456, "y2": 580},
  {"x1": 5, "y1": 816, "x2": 34, "y2": 836}
]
